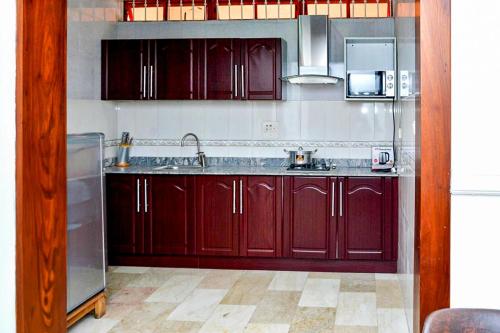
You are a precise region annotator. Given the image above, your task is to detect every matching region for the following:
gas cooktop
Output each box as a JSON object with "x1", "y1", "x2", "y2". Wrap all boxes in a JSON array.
[{"x1": 286, "y1": 163, "x2": 334, "y2": 171}]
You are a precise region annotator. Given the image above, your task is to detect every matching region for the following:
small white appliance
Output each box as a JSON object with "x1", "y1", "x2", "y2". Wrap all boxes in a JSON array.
[
  {"x1": 346, "y1": 70, "x2": 395, "y2": 98},
  {"x1": 371, "y1": 147, "x2": 394, "y2": 171}
]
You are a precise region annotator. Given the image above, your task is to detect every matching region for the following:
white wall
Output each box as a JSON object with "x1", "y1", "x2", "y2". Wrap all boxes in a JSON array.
[
  {"x1": 394, "y1": 0, "x2": 417, "y2": 331},
  {"x1": 450, "y1": 1, "x2": 500, "y2": 309},
  {"x1": 0, "y1": 0, "x2": 17, "y2": 332}
]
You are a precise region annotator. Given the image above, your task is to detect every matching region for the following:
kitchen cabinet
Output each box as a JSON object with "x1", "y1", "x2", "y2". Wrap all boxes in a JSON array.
[
  {"x1": 283, "y1": 176, "x2": 336, "y2": 259},
  {"x1": 102, "y1": 38, "x2": 283, "y2": 101},
  {"x1": 196, "y1": 176, "x2": 240, "y2": 256},
  {"x1": 201, "y1": 39, "x2": 240, "y2": 100},
  {"x1": 154, "y1": 39, "x2": 200, "y2": 100},
  {"x1": 148, "y1": 176, "x2": 195, "y2": 255},
  {"x1": 107, "y1": 174, "x2": 196, "y2": 257},
  {"x1": 338, "y1": 177, "x2": 397, "y2": 261},
  {"x1": 106, "y1": 174, "x2": 144, "y2": 254},
  {"x1": 102, "y1": 40, "x2": 147, "y2": 100},
  {"x1": 240, "y1": 176, "x2": 282, "y2": 257},
  {"x1": 241, "y1": 39, "x2": 282, "y2": 100}
]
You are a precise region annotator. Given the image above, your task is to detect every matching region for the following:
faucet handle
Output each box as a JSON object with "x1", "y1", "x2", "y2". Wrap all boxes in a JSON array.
[{"x1": 197, "y1": 152, "x2": 207, "y2": 168}]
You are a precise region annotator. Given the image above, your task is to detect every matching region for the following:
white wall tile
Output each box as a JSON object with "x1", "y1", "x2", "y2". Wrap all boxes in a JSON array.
[{"x1": 349, "y1": 102, "x2": 375, "y2": 141}]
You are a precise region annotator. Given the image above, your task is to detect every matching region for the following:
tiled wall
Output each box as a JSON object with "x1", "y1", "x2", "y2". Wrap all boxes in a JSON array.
[
  {"x1": 115, "y1": 100, "x2": 394, "y2": 158},
  {"x1": 67, "y1": 0, "x2": 121, "y2": 157},
  {"x1": 394, "y1": 0, "x2": 417, "y2": 331}
]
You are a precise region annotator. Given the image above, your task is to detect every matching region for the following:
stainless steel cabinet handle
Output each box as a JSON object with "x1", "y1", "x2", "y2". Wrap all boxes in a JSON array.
[
  {"x1": 239, "y1": 179, "x2": 243, "y2": 215},
  {"x1": 241, "y1": 65, "x2": 245, "y2": 98},
  {"x1": 144, "y1": 179, "x2": 148, "y2": 213},
  {"x1": 136, "y1": 179, "x2": 141, "y2": 213},
  {"x1": 143, "y1": 66, "x2": 147, "y2": 98},
  {"x1": 140, "y1": 54, "x2": 143, "y2": 97},
  {"x1": 331, "y1": 182, "x2": 335, "y2": 217},
  {"x1": 339, "y1": 181, "x2": 343, "y2": 217},
  {"x1": 150, "y1": 65, "x2": 153, "y2": 98},
  {"x1": 234, "y1": 65, "x2": 238, "y2": 97},
  {"x1": 233, "y1": 180, "x2": 236, "y2": 214}
]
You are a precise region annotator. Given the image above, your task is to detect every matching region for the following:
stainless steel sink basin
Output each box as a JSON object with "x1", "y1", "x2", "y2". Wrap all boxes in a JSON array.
[{"x1": 153, "y1": 165, "x2": 207, "y2": 171}]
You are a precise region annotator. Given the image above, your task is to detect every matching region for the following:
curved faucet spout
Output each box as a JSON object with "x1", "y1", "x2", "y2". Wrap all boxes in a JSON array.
[{"x1": 180, "y1": 133, "x2": 207, "y2": 167}]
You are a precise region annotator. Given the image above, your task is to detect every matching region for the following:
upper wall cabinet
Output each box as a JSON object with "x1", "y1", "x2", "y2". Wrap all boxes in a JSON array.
[
  {"x1": 101, "y1": 40, "x2": 147, "y2": 100},
  {"x1": 102, "y1": 38, "x2": 283, "y2": 101}
]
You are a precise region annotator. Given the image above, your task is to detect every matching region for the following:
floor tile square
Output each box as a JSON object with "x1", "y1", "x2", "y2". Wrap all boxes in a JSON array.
[
  {"x1": 334, "y1": 292, "x2": 377, "y2": 326},
  {"x1": 199, "y1": 304, "x2": 257, "y2": 333},
  {"x1": 167, "y1": 289, "x2": 228, "y2": 322},
  {"x1": 289, "y1": 307, "x2": 336, "y2": 333},
  {"x1": 268, "y1": 271, "x2": 308, "y2": 291},
  {"x1": 298, "y1": 278, "x2": 340, "y2": 308},
  {"x1": 250, "y1": 291, "x2": 301, "y2": 324}
]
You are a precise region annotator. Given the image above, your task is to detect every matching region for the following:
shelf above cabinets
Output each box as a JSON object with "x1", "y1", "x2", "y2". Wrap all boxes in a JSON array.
[{"x1": 101, "y1": 38, "x2": 283, "y2": 101}]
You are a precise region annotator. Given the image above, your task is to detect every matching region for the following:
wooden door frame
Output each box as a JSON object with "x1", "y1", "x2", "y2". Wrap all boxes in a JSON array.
[
  {"x1": 414, "y1": 0, "x2": 451, "y2": 331},
  {"x1": 14, "y1": 0, "x2": 451, "y2": 332},
  {"x1": 16, "y1": 0, "x2": 67, "y2": 332}
]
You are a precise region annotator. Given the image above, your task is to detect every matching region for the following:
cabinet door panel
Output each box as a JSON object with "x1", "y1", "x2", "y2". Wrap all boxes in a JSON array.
[
  {"x1": 284, "y1": 177, "x2": 331, "y2": 259},
  {"x1": 241, "y1": 176, "x2": 282, "y2": 257},
  {"x1": 106, "y1": 174, "x2": 143, "y2": 255},
  {"x1": 196, "y1": 176, "x2": 239, "y2": 256},
  {"x1": 339, "y1": 177, "x2": 390, "y2": 260},
  {"x1": 148, "y1": 176, "x2": 195, "y2": 255},
  {"x1": 202, "y1": 39, "x2": 239, "y2": 100},
  {"x1": 243, "y1": 39, "x2": 282, "y2": 100},
  {"x1": 155, "y1": 39, "x2": 198, "y2": 100},
  {"x1": 102, "y1": 40, "x2": 145, "y2": 100}
]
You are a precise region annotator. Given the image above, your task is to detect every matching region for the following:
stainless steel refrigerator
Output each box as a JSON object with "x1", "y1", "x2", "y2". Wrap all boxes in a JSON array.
[{"x1": 67, "y1": 133, "x2": 106, "y2": 313}]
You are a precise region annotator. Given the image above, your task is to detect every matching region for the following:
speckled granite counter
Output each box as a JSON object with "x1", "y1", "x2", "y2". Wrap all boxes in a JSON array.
[{"x1": 105, "y1": 165, "x2": 398, "y2": 177}]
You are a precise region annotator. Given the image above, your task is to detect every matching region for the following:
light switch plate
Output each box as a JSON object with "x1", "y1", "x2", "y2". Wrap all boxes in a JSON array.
[
  {"x1": 400, "y1": 70, "x2": 410, "y2": 97},
  {"x1": 262, "y1": 121, "x2": 279, "y2": 139}
]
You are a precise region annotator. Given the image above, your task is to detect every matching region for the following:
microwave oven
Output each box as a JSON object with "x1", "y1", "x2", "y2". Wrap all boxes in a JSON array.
[{"x1": 346, "y1": 70, "x2": 395, "y2": 99}]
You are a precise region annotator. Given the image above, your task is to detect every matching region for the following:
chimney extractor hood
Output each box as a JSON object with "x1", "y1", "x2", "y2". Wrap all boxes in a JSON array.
[{"x1": 282, "y1": 15, "x2": 341, "y2": 84}]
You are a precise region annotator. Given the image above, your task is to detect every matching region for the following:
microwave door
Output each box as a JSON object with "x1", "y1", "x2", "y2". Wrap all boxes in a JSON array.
[{"x1": 381, "y1": 71, "x2": 387, "y2": 96}]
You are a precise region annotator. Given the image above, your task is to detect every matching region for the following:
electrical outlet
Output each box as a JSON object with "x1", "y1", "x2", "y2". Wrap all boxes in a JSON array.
[{"x1": 262, "y1": 121, "x2": 279, "y2": 139}]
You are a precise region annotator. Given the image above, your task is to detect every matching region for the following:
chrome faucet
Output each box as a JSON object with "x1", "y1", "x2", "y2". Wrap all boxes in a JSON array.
[{"x1": 181, "y1": 133, "x2": 207, "y2": 167}]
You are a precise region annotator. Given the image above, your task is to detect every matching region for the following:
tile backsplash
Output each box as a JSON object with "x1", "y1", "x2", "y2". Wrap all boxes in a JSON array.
[{"x1": 113, "y1": 100, "x2": 393, "y2": 159}]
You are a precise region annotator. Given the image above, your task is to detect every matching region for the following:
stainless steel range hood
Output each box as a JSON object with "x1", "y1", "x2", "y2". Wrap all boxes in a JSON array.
[{"x1": 282, "y1": 15, "x2": 341, "y2": 84}]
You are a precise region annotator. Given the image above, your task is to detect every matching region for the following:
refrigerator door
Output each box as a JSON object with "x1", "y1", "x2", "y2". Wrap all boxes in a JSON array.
[{"x1": 67, "y1": 133, "x2": 106, "y2": 313}]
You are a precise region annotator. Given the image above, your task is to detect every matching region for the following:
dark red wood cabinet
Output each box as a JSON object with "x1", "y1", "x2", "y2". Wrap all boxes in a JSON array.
[
  {"x1": 240, "y1": 176, "x2": 282, "y2": 257},
  {"x1": 106, "y1": 174, "x2": 144, "y2": 254},
  {"x1": 148, "y1": 175, "x2": 195, "y2": 255},
  {"x1": 107, "y1": 174, "x2": 195, "y2": 257},
  {"x1": 102, "y1": 39, "x2": 147, "y2": 100},
  {"x1": 338, "y1": 177, "x2": 397, "y2": 261},
  {"x1": 195, "y1": 176, "x2": 240, "y2": 256},
  {"x1": 154, "y1": 39, "x2": 200, "y2": 100},
  {"x1": 102, "y1": 38, "x2": 283, "y2": 101},
  {"x1": 283, "y1": 176, "x2": 335, "y2": 259}
]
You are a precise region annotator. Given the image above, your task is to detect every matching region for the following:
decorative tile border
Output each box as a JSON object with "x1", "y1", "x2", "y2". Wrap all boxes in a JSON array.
[{"x1": 105, "y1": 138, "x2": 393, "y2": 149}]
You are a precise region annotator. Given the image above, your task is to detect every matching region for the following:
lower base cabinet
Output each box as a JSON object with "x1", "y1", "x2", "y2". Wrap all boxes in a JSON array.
[{"x1": 107, "y1": 174, "x2": 398, "y2": 272}]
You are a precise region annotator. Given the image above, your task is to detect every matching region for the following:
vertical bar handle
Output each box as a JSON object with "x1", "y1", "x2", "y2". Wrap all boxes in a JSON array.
[
  {"x1": 234, "y1": 65, "x2": 238, "y2": 97},
  {"x1": 136, "y1": 179, "x2": 141, "y2": 213},
  {"x1": 144, "y1": 179, "x2": 148, "y2": 213},
  {"x1": 233, "y1": 180, "x2": 236, "y2": 214},
  {"x1": 241, "y1": 65, "x2": 245, "y2": 98},
  {"x1": 331, "y1": 181, "x2": 335, "y2": 217},
  {"x1": 239, "y1": 179, "x2": 243, "y2": 214},
  {"x1": 143, "y1": 66, "x2": 147, "y2": 98},
  {"x1": 140, "y1": 53, "x2": 144, "y2": 97},
  {"x1": 150, "y1": 65, "x2": 153, "y2": 98},
  {"x1": 339, "y1": 181, "x2": 343, "y2": 217}
]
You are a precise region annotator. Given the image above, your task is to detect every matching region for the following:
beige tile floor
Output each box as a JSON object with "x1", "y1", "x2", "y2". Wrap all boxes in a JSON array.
[{"x1": 69, "y1": 267, "x2": 409, "y2": 333}]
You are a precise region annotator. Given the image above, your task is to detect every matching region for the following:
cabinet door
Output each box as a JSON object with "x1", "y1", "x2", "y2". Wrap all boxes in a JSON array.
[
  {"x1": 106, "y1": 174, "x2": 144, "y2": 255},
  {"x1": 201, "y1": 39, "x2": 240, "y2": 100},
  {"x1": 102, "y1": 40, "x2": 146, "y2": 100},
  {"x1": 240, "y1": 176, "x2": 282, "y2": 257},
  {"x1": 196, "y1": 176, "x2": 239, "y2": 256},
  {"x1": 283, "y1": 177, "x2": 334, "y2": 259},
  {"x1": 242, "y1": 38, "x2": 282, "y2": 100},
  {"x1": 147, "y1": 176, "x2": 195, "y2": 255},
  {"x1": 154, "y1": 39, "x2": 199, "y2": 100},
  {"x1": 338, "y1": 177, "x2": 394, "y2": 261}
]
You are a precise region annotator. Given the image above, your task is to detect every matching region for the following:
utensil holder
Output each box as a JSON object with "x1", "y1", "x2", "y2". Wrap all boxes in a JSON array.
[{"x1": 116, "y1": 145, "x2": 131, "y2": 167}]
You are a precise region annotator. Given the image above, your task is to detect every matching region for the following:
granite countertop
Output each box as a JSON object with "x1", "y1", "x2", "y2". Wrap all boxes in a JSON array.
[{"x1": 105, "y1": 165, "x2": 398, "y2": 177}]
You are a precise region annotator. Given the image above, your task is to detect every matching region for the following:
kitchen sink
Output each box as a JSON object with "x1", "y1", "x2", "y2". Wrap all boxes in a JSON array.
[{"x1": 153, "y1": 165, "x2": 207, "y2": 170}]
